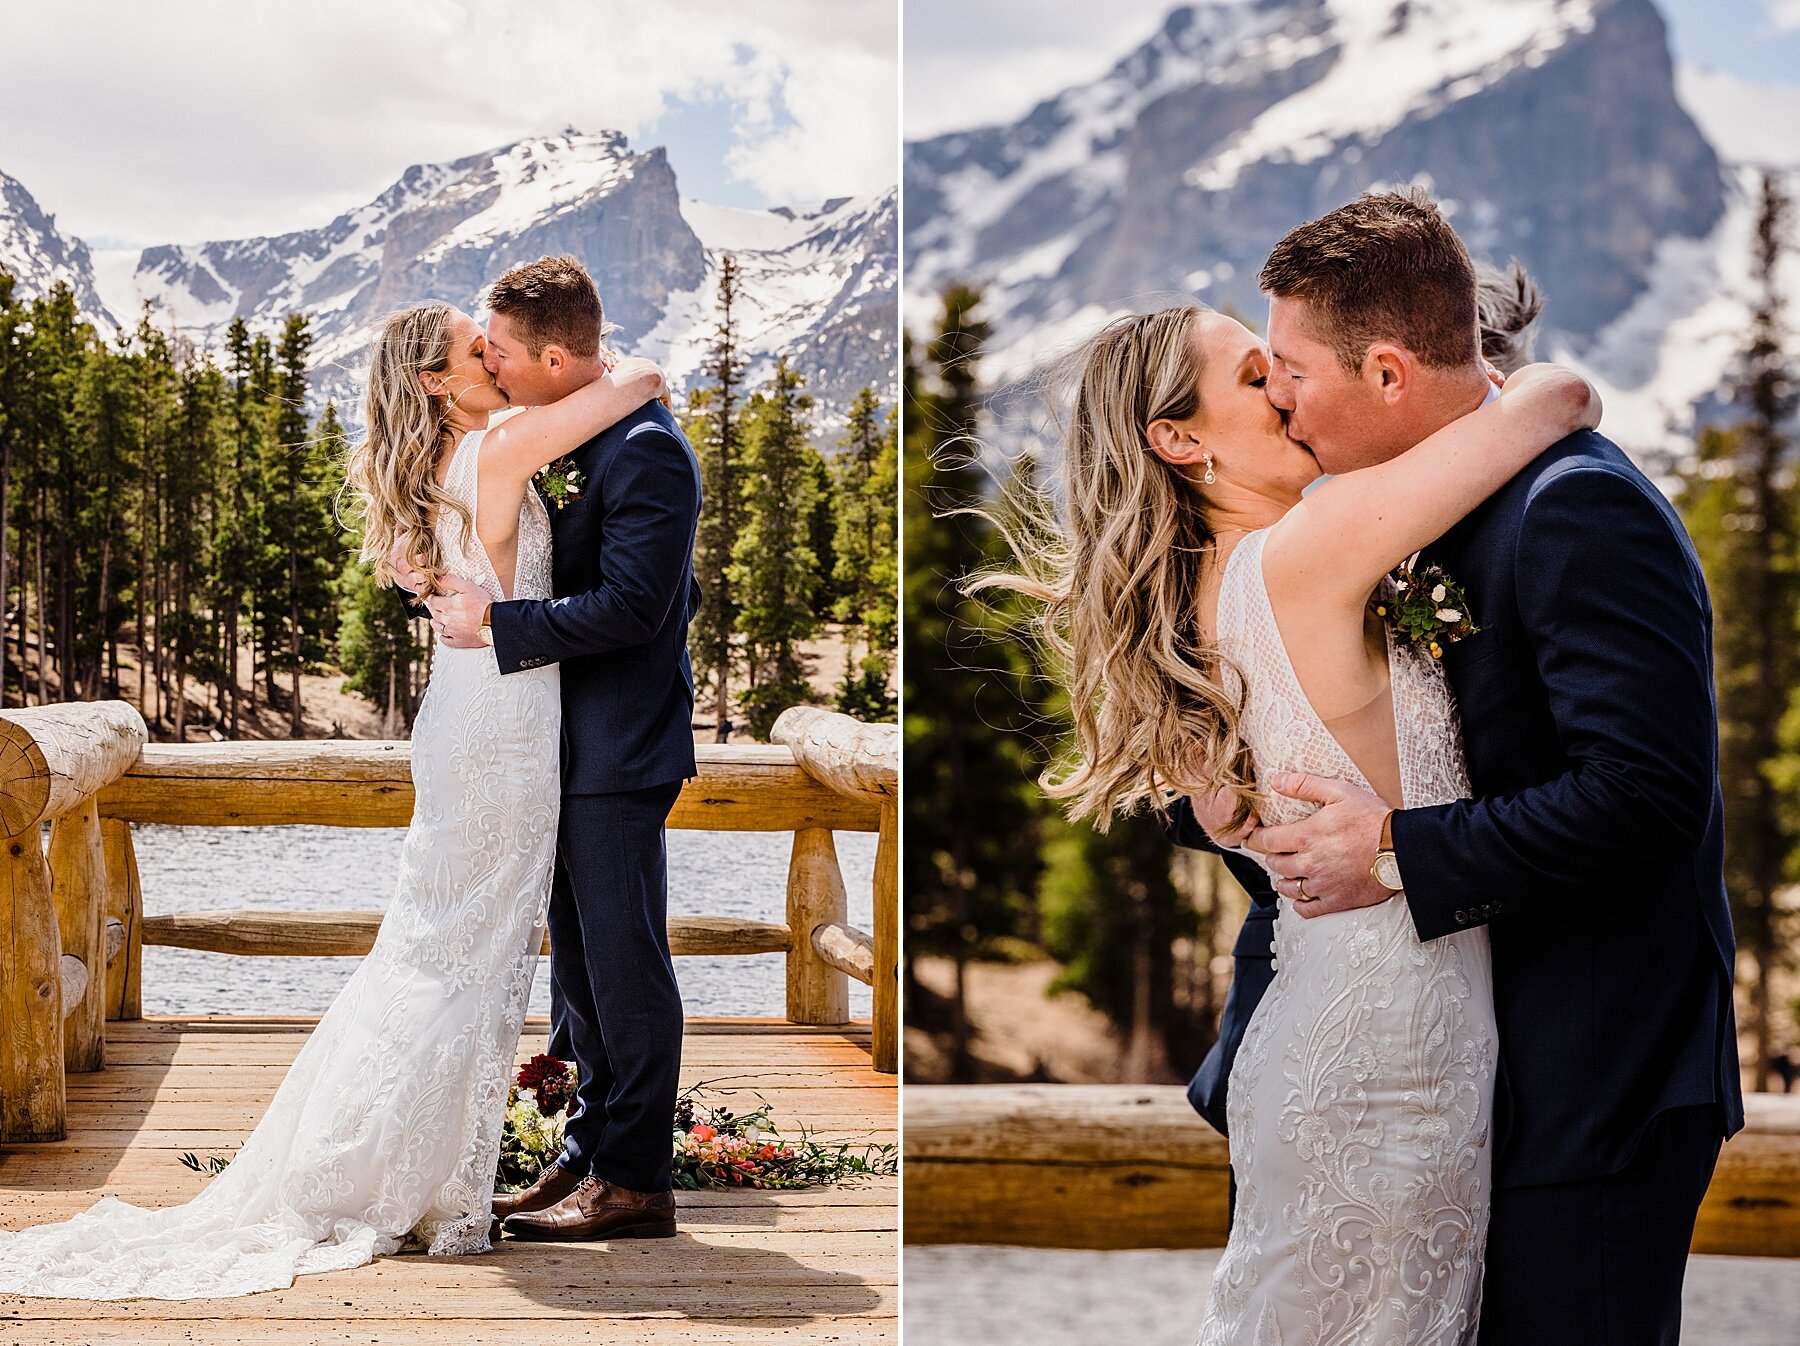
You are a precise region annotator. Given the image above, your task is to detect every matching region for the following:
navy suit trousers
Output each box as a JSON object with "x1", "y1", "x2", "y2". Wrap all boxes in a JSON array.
[{"x1": 548, "y1": 782, "x2": 686, "y2": 1193}]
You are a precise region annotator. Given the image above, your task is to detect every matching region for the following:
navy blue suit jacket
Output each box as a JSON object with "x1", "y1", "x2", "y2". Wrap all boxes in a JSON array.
[
  {"x1": 488, "y1": 399, "x2": 702, "y2": 795},
  {"x1": 1180, "y1": 431, "x2": 1743, "y2": 1187},
  {"x1": 1165, "y1": 799, "x2": 1276, "y2": 1138}
]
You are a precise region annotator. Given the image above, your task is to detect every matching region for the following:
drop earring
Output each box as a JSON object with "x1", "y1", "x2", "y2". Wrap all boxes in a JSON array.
[{"x1": 1203, "y1": 452, "x2": 1217, "y2": 486}]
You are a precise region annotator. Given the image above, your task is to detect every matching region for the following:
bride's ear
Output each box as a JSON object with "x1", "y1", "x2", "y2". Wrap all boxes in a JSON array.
[
  {"x1": 418, "y1": 370, "x2": 448, "y2": 400},
  {"x1": 1146, "y1": 418, "x2": 1206, "y2": 468}
]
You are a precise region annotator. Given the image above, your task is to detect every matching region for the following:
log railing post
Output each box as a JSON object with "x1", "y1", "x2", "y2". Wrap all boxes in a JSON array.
[
  {"x1": 773, "y1": 707, "x2": 899, "y2": 1073},
  {"x1": 872, "y1": 798, "x2": 898, "y2": 1074},
  {"x1": 48, "y1": 798, "x2": 107, "y2": 1071},
  {"x1": 100, "y1": 817, "x2": 142, "y2": 1020},
  {"x1": 0, "y1": 702, "x2": 148, "y2": 1143},
  {"x1": 0, "y1": 828, "x2": 65, "y2": 1141},
  {"x1": 786, "y1": 826, "x2": 851, "y2": 1025}
]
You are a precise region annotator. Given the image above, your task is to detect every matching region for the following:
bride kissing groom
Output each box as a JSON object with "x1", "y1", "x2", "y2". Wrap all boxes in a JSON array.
[
  {"x1": 992, "y1": 189, "x2": 1742, "y2": 1346},
  {"x1": 0, "y1": 254, "x2": 703, "y2": 1298}
]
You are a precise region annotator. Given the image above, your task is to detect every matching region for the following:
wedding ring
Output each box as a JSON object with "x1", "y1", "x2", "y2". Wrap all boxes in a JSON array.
[{"x1": 1294, "y1": 877, "x2": 1308, "y2": 901}]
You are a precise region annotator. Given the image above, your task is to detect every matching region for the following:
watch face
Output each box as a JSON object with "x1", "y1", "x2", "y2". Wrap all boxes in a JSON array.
[{"x1": 1374, "y1": 852, "x2": 1403, "y2": 890}]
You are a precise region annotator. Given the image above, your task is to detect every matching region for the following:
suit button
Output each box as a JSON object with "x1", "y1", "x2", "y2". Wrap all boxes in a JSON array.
[{"x1": 1454, "y1": 910, "x2": 1468, "y2": 925}]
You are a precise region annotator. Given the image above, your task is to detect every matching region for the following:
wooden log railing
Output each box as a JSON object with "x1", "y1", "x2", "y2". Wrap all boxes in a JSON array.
[
  {"x1": 772, "y1": 706, "x2": 899, "y2": 1074},
  {"x1": 0, "y1": 703, "x2": 148, "y2": 1142},
  {"x1": 0, "y1": 702, "x2": 896, "y2": 1143},
  {"x1": 904, "y1": 1084, "x2": 1800, "y2": 1258}
]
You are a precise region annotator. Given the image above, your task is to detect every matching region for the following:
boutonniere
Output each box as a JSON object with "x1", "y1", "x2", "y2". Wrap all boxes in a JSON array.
[
  {"x1": 533, "y1": 456, "x2": 585, "y2": 509},
  {"x1": 1374, "y1": 562, "x2": 1478, "y2": 660}
]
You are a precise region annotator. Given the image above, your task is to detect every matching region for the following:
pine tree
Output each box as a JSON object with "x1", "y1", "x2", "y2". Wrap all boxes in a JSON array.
[
  {"x1": 731, "y1": 358, "x2": 823, "y2": 740},
  {"x1": 0, "y1": 273, "x2": 19, "y2": 704},
  {"x1": 1682, "y1": 173, "x2": 1799, "y2": 1090},
  {"x1": 831, "y1": 385, "x2": 897, "y2": 719},
  {"x1": 262, "y1": 316, "x2": 342, "y2": 736},
  {"x1": 334, "y1": 403, "x2": 424, "y2": 735},
  {"x1": 163, "y1": 350, "x2": 224, "y2": 738},
  {"x1": 1038, "y1": 809, "x2": 1200, "y2": 1080},
  {"x1": 129, "y1": 307, "x2": 176, "y2": 725},
  {"x1": 902, "y1": 292, "x2": 1050, "y2": 1079},
  {"x1": 69, "y1": 325, "x2": 139, "y2": 698},
  {"x1": 216, "y1": 318, "x2": 265, "y2": 734},
  {"x1": 690, "y1": 254, "x2": 749, "y2": 741}
]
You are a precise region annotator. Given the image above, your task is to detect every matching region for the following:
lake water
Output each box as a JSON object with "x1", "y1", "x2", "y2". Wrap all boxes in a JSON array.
[{"x1": 134, "y1": 824, "x2": 876, "y2": 1019}]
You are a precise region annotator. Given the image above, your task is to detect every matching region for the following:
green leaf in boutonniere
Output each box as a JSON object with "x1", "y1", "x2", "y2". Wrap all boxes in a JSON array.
[
  {"x1": 1374, "y1": 562, "x2": 1478, "y2": 660},
  {"x1": 533, "y1": 456, "x2": 585, "y2": 510}
]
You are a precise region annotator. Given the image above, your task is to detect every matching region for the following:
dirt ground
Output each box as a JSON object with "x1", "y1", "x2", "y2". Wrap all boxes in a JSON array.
[
  {"x1": 906, "y1": 955, "x2": 1148, "y2": 1085},
  {"x1": 910, "y1": 950, "x2": 1800, "y2": 1099},
  {"x1": 41, "y1": 621, "x2": 879, "y2": 744}
]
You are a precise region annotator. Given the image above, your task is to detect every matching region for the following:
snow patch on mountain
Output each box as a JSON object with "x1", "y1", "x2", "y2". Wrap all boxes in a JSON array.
[
  {"x1": 421, "y1": 132, "x2": 637, "y2": 261},
  {"x1": 1187, "y1": 0, "x2": 1597, "y2": 190},
  {"x1": 1676, "y1": 64, "x2": 1800, "y2": 170},
  {"x1": 0, "y1": 170, "x2": 114, "y2": 326},
  {"x1": 1560, "y1": 163, "x2": 1800, "y2": 467},
  {"x1": 644, "y1": 191, "x2": 899, "y2": 427}
]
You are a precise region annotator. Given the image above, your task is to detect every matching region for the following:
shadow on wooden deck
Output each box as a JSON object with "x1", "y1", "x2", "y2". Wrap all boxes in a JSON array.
[{"x1": 0, "y1": 1017, "x2": 897, "y2": 1344}]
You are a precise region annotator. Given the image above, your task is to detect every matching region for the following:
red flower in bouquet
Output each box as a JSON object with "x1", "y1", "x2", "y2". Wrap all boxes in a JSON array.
[{"x1": 516, "y1": 1054, "x2": 575, "y2": 1117}]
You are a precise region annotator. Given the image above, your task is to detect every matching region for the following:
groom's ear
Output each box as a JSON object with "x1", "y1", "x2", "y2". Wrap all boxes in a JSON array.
[
  {"x1": 1364, "y1": 343, "x2": 1414, "y2": 405},
  {"x1": 541, "y1": 344, "x2": 568, "y2": 376}
]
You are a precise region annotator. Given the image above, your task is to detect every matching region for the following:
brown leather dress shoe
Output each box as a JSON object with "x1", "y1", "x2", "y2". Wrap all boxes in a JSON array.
[
  {"x1": 501, "y1": 1176, "x2": 677, "y2": 1242},
  {"x1": 492, "y1": 1158, "x2": 584, "y2": 1222}
]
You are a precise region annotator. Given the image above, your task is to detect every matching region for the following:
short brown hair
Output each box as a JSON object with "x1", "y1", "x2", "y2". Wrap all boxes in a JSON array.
[
  {"x1": 487, "y1": 255, "x2": 609, "y2": 359},
  {"x1": 1259, "y1": 188, "x2": 1479, "y2": 373}
]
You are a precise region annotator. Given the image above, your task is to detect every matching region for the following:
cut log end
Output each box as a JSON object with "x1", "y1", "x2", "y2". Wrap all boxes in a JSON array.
[
  {"x1": 0, "y1": 702, "x2": 148, "y2": 834},
  {"x1": 59, "y1": 954, "x2": 88, "y2": 1019},
  {"x1": 772, "y1": 708, "x2": 898, "y2": 804}
]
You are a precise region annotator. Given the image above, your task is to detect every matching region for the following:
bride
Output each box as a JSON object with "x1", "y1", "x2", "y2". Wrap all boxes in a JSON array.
[
  {"x1": 976, "y1": 305, "x2": 1596, "y2": 1341},
  {"x1": 0, "y1": 302, "x2": 663, "y2": 1300}
]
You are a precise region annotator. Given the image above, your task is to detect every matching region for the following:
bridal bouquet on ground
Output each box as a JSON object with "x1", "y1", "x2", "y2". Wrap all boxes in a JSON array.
[{"x1": 497, "y1": 1054, "x2": 897, "y2": 1192}]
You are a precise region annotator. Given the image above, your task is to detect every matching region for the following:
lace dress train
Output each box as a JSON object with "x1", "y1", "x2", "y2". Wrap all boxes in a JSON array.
[{"x1": 0, "y1": 428, "x2": 561, "y2": 1299}]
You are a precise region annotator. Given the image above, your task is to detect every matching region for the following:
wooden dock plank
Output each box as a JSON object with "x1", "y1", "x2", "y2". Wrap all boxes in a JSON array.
[{"x1": 0, "y1": 1017, "x2": 896, "y2": 1343}]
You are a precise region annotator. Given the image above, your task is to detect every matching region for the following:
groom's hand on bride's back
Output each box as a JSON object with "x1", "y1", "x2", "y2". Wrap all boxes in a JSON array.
[{"x1": 1252, "y1": 772, "x2": 1393, "y2": 917}]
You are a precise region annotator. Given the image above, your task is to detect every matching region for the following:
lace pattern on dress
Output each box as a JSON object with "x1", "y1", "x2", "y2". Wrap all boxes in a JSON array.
[
  {"x1": 1196, "y1": 530, "x2": 1496, "y2": 1346},
  {"x1": 0, "y1": 428, "x2": 563, "y2": 1298}
]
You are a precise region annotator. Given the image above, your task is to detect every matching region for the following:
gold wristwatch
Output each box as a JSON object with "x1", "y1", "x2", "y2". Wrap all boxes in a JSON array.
[
  {"x1": 478, "y1": 603, "x2": 494, "y2": 648},
  {"x1": 1370, "y1": 810, "x2": 1403, "y2": 892}
]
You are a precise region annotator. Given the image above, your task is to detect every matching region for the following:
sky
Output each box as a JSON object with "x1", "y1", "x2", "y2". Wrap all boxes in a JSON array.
[
  {"x1": 904, "y1": 0, "x2": 1800, "y2": 139},
  {"x1": 0, "y1": 0, "x2": 898, "y2": 249}
]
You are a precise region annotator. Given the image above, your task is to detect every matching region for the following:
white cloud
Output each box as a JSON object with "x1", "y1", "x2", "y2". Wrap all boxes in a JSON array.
[
  {"x1": 903, "y1": 0, "x2": 1187, "y2": 139},
  {"x1": 0, "y1": 0, "x2": 896, "y2": 245},
  {"x1": 1772, "y1": 0, "x2": 1800, "y2": 29}
]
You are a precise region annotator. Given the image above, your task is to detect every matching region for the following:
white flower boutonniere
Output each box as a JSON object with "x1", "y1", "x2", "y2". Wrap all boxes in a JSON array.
[
  {"x1": 1374, "y1": 562, "x2": 1478, "y2": 660},
  {"x1": 534, "y1": 456, "x2": 585, "y2": 510}
]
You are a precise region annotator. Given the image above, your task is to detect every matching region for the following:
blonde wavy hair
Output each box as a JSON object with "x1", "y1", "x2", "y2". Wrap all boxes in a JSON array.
[
  {"x1": 341, "y1": 303, "x2": 474, "y2": 596},
  {"x1": 966, "y1": 304, "x2": 1260, "y2": 833}
]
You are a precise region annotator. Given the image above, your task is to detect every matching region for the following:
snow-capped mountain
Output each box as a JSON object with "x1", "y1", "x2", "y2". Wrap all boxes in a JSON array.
[
  {"x1": 0, "y1": 170, "x2": 111, "y2": 320},
  {"x1": 3, "y1": 129, "x2": 895, "y2": 436},
  {"x1": 651, "y1": 189, "x2": 898, "y2": 419},
  {"x1": 906, "y1": 0, "x2": 1789, "y2": 464}
]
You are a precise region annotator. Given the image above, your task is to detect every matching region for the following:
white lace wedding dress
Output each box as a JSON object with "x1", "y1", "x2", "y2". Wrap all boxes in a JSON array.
[
  {"x1": 0, "y1": 427, "x2": 561, "y2": 1300},
  {"x1": 1197, "y1": 530, "x2": 1497, "y2": 1346}
]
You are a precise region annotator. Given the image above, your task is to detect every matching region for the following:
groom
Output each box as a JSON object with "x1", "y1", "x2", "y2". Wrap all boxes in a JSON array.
[
  {"x1": 428, "y1": 255, "x2": 702, "y2": 1241},
  {"x1": 1178, "y1": 192, "x2": 1743, "y2": 1344}
]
